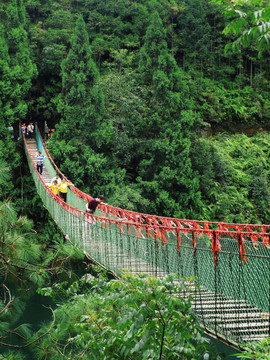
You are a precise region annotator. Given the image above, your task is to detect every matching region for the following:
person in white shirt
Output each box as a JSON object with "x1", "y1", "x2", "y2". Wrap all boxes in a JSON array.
[
  {"x1": 27, "y1": 123, "x2": 34, "y2": 138},
  {"x1": 51, "y1": 174, "x2": 61, "y2": 185},
  {"x1": 36, "y1": 151, "x2": 46, "y2": 175},
  {"x1": 8, "y1": 125, "x2": 14, "y2": 139}
]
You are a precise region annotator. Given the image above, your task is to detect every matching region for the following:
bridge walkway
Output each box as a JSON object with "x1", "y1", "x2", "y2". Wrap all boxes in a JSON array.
[
  {"x1": 25, "y1": 138, "x2": 168, "y2": 277},
  {"x1": 26, "y1": 139, "x2": 51, "y2": 185}
]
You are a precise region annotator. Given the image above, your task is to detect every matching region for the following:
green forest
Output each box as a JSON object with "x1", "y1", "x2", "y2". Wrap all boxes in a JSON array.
[{"x1": 1, "y1": 0, "x2": 270, "y2": 358}]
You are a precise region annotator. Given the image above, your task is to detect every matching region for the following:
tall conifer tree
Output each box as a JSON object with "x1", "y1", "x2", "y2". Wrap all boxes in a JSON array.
[
  {"x1": 56, "y1": 14, "x2": 104, "y2": 145},
  {"x1": 139, "y1": 11, "x2": 189, "y2": 121},
  {"x1": 50, "y1": 15, "x2": 123, "y2": 198},
  {"x1": 0, "y1": 25, "x2": 16, "y2": 169},
  {"x1": 1, "y1": 0, "x2": 37, "y2": 126},
  {"x1": 0, "y1": 0, "x2": 31, "y2": 173},
  {"x1": 138, "y1": 11, "x2": 202, "y2": 219}
]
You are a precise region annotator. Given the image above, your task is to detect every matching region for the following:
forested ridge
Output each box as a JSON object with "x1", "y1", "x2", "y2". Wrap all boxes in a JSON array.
[
  {"x1": 0, "y1": 0, "x2": 269, "y2": 224},
  {"x1": 1, "y1": 1, "x2": 270, "y2": 358}
]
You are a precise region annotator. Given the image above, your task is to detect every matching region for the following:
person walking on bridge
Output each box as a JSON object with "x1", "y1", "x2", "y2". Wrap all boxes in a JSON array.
[
  {"x1": 48, "y1": 180, "x2": 59, "y2": 196},
  {"x1": 51, "y1": 174, "x2": 61, "y2": 185},
  {"x1": 36, "y1": 151, "x2": 46, "y2": 175},
  {"x1": 45, "y1": 121, "x2": 49, "y2": 141},
  {"x1": 8, "y1": 124, "x2": 14, "y2": 139},
  {"x1": 27, "y1": 123, "x2": 34, "y2": 138},
  {"x1": 85, "y1": 195, "x2": 104, "y2": 214},
  {"x1": 21, "y1": 123, "x2": 27, "y2": 137},
  {"x1": 59, "y1": 177, "x2": 73, "y2": 203}
]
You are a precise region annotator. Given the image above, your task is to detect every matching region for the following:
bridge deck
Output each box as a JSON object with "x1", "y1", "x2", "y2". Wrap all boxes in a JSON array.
[{"x1": 26, "y1": 139, "x2": 52, "y2": 185}]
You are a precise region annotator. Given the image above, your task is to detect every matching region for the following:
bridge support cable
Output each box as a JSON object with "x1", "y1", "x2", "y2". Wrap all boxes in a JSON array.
[{"x1": 21, "y1": 127, "x2": 270, "y2": 346}]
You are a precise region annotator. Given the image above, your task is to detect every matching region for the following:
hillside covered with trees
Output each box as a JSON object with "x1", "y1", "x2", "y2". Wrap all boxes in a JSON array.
[
  {"x1": 0, "y1": 0, "x2": 270, "y2": 224},
  {"x1": 1, "y1": 0, "x2": 270, "y2": 359}
]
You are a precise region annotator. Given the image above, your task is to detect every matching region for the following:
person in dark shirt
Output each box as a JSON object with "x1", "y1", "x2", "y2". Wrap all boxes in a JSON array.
[{"x1": 85, "y1": 195, "x2": 104, "y2": 214}]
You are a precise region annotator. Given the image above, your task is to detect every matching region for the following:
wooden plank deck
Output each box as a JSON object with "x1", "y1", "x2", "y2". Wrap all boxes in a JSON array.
[
  {"x1": 26, "y1": 139, "x2": 52, "y2": 185},
  {"x1": 179, "y1": 283, "x2": 269, "y2": 343}
]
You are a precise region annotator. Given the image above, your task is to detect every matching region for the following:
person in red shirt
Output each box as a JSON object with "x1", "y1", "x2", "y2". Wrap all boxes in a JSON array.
[{"x1": 85, "y1": 195, "x2": 104, "y2": 214}]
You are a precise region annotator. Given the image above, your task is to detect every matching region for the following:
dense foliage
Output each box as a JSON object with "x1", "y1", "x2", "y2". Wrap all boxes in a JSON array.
[
  {"x1": 211, "y1": 0, "x2": 270, "y2": 58},
  {"x1": 0, "y1": 1, "x2": 270, "y2": 357},
  {"x1": 0, "y1": 198, "x2": 85, "y2": 359},
  {"x1": 0, "y1": 0, "x2": 270, "y2": 224},
  {"x1": 33, "y1": 272, "x2": 219, "y2": 360},
  {"x1": 235, "y1": 337, "x2": 270, "y2": 360}
]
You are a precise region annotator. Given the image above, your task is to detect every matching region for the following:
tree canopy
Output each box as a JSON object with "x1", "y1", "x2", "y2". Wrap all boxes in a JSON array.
[
  {"x1": 0, "y1": 0, "x2": 269, "y2": 223},
  {"x1": 211, "y1": 0, "x2": 270, "y2": 57},
  {"x1": 1, "y1": 0, "x2": 270, "y2": 358}
]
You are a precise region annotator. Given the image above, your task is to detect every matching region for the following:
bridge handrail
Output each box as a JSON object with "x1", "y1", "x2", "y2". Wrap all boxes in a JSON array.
[
  {"x1": 36, "y1": 127, "x2": 270, "y2": 234},
  {"x1": 23, "y1": 125, "x2": 270, "y2": 265}
]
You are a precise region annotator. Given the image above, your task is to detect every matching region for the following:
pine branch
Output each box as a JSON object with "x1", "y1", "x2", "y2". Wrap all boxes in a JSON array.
[
  {"x1": 0, "y1": 306, "x2": 55, "y2": 349},
  {"x1": 0, "y1": 284, "x2": 13, "y2": 315}
]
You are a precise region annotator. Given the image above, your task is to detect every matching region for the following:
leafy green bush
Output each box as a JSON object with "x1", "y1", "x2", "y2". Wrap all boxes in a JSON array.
[
  {"x1": 34, "y1": 271, "x2": 220, "y2": 359},
  {"x1": 193, "y1": 132, "x2": 270, "y2": 223},
  {"x1": 235, "y1": 337, "x2": 270, "y2": 359}
]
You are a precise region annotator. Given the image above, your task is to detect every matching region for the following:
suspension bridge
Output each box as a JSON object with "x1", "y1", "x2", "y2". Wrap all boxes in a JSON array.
[{"x1": 22, "y1": 126, "x2": 270, "y2": 349}]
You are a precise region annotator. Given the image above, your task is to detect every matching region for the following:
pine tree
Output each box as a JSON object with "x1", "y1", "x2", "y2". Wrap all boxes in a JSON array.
[
  {"x1": 0, "y1": 0, "x2": 37, "y2": 126},
  {"x1": 0, "y1": 24, "x2": 11, "y2": 129},
  {"x1": 56, "y1": 14, "x2": 104, "y2": 146},
  {"x1": 49, "y1": 14, "x2": 125, "y2": 199},
  {"x1": 138, "y1": 11, "x2": 203, "y2": 219},
  {"x1": 139, "y1": 11, "x2": 189, "y2": 119},
  {"x1": 0, "y1": 25, "x2": 19, "y2": 170}
]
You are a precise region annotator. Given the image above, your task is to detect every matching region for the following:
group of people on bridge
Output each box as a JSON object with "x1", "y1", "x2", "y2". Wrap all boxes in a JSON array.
[
  {"x1": 21, "y1": 123, "x2": 35, "y2": 139},
  {"x1": 35, "y1": 145, "x2": 104, "y2": 211},
  {"x1": 21, "y1": 123, "x2": 104, "y2": 213},
  {"x1": 48, "y1": 174, "x2": 73, "y2": 202},
  {"x1": 35, "y1": 152, "x2": 72, "y2": 203},
  {"x1": 48, "y1": 173, "x2": 104, "y2": 212}
]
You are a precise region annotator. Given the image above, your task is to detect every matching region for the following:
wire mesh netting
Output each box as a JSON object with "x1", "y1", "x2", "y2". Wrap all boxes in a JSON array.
[{"x1": 23, "y1": 127, "x2": 270, "y2": 346}]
